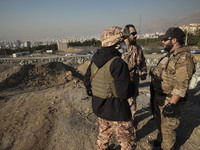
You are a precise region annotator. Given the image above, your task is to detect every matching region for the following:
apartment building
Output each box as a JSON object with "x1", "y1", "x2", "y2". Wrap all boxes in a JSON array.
[{"x1": 179, "y1": 23, "x2": 200, "y2": 34}]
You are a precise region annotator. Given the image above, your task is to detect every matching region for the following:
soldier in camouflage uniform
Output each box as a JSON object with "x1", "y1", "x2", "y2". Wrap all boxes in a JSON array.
[
  {"x1": 84, "y1": 26, "x2": 136, "y2": 150},
  {"x1": 122, "y1": 24, "x2": 147, "y2": 118},
  {"x1": 149, "y1": 27, "x2": 196, "y2": 150}
]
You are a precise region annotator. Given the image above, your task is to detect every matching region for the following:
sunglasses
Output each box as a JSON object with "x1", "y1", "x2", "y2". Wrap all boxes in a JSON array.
[
  {"x1": 163, "y1": 37, "x2": 173, "y2": 41},
  {"x1": 130, "y1": 32, "x2": 137, "y2": 36}
]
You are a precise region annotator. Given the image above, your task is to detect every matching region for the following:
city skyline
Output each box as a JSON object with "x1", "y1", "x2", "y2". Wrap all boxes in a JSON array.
[{"x1": 0, "y1": 0, "x2": 200, "y2": 41}]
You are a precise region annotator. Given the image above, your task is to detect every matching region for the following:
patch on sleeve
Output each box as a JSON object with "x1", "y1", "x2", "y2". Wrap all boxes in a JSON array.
[{"x1": 176, "y1": 67, "x2": 188, "y2": 82}]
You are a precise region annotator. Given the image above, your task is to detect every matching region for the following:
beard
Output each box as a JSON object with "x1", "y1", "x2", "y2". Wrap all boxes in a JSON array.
[
  {"x1": 164, "y1": 41, "x2": 173, "y2": 52},
  {"x1": 128, "y1": 37, "x2": 136, "y2": 45}
]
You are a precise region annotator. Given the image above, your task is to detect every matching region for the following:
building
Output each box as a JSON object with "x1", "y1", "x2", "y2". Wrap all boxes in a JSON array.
[
  {"x1": 24, "y1": 41, "x2": 31, "y2": 47},
  {"x1": 13, "y1": 51, "x2": 30, "y2": 58},
  {"x1": 138, "y1": 32, "x2": 164, "y2": 39},
  {"x1": 179, "y1": 23, "x2": 200, "y2": 34},
  {"x1": 16, "y1": 40, "x2": 21, "y2": 48},
  {"x1": 57, "y1": 40, "x2": 69, "y2": 51}
]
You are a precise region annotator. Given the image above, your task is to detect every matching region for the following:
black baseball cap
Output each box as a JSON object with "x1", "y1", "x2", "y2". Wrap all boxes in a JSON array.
[{"x1": 159, "y1": 27, "x2": 185, "y2": 40}]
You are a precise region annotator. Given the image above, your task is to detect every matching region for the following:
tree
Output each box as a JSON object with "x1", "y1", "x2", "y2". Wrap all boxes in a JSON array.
[
  {"x1": 185, "y1": 30, "x2": 200, "y2": 46},
  {"x1": 137, "y1": 38, "x2": 162, "y2": 47},
  {"x1": 197, "y1": 41, "x2": 200, "y2": 49},
  {"x1": 69, "y1": 38, "x2": 101, "y2": 47}
]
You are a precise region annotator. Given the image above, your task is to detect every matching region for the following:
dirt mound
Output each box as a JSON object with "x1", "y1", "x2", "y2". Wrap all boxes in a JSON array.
[
  {"x1": 0, "y1": 62, "x2": 199, "y2": 150},
  {"x1": 77, "y1": 60, "x2": 90, "y2": 75},
  {"x1": 0, "y1": 62, "x2": 94, "y2": 150},
  {"x1": 0, "y1": 62, "x2": 84, "y2": 90}
]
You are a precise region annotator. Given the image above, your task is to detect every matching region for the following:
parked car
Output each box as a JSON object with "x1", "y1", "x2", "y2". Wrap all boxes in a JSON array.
[
  {"x1": 65, "y1": 53, "x2": 73, "y2": 56},
  {"x1": 73, "y1": 51, "x2": 95, "y2": 56},
  {"x1": 191, "y1": 50, "x2": 200, "y2": 54},
  {"x1": 74, "y1": 52, "x2": 88, "y2": 56},
  {"x1": 88, "y1": 51, "x2": 95, "y2": 55},
  {"x1": 160, "y1": 49, "x2": 167, "y2": 55}
]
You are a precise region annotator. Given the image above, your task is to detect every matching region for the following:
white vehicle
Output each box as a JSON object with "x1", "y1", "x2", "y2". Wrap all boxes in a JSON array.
[
  {"x1": 88, "y1": 51, "x2": 95, "y2": 55},
  {"x1": 65, "y1": 53, "x2": 73, "y2": 56},
  {"x1": 191, "y1": 50, "x2": 200, "y2": 54},
  {"x1": 46, "y1": 50, "x2": 53, "y2": 53}
]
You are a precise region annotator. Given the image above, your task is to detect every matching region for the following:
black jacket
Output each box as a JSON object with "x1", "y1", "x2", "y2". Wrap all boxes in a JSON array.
[{"x1": 84, "y1": 47, "x2": 134, "y2": 121}]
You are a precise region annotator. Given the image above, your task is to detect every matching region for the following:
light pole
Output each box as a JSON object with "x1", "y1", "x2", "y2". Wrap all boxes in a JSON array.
[
  {"x1": 3, "y1": 47, "x2": 7, "y2": 56},
  {"x1": 185, "y1": 31, "x2": 188, "y2": 46}
]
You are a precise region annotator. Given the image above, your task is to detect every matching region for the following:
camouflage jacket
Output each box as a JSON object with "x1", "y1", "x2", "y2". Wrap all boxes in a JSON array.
[
  {"x1": 150, "y1": 47, "x2": 196, "y2": 97},
  {"x1": 122, "y1": 44, "x2": 147, "y2": 78}
]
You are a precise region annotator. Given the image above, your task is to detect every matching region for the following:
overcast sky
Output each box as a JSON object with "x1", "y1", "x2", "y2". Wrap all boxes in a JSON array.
[{"x1": 0, "y1": 0, "x2": 200, "y2": 40}]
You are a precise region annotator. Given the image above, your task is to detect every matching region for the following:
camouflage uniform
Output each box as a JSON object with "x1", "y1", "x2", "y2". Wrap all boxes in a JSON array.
[
  {"x1": 84, "y1": 26, "x2": 136, "y2": 150},
  {"x1": 97, "y1": 117, "x2": 136, "y2": 150},
  {"x1": 122, "y1": 44, "x2": 147, "y2": 117},
  {"x1": 150, "y1": 47, "x2": 196, "y2": 149}
]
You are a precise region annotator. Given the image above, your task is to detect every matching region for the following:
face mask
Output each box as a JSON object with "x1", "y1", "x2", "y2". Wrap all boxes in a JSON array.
[{"x1": 117, "y1": 42, "x2": 127, "y2": 54}]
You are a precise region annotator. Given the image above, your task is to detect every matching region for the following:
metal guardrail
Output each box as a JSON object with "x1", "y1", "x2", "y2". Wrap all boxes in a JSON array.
[
  {"x1": 1, "y1": 55, "x2": 199, "y2": 89},
  {"x1": 0, "y1": 55, "x2": 199, "y2": 65},
  {"x1": 0, "y1": 55, "x2": 93, "y2": 65}
]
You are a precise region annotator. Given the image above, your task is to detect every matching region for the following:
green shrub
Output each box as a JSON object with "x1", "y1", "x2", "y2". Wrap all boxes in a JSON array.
[{"x1": 197, "y1": 41, "x2": 200, "y2": 49}]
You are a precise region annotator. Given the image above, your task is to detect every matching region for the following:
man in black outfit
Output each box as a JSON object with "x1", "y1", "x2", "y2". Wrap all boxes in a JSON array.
[{"x1": 84, "y1": 26, "x2": 136, "y2": 150}]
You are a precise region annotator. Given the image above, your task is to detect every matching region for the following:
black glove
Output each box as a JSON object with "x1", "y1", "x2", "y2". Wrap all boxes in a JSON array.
[
  {"x1": 162, "y1": 102, "x2": 176, "y2": 117},
  {"x1": 86, "y1": 88, "x2": 93, "y2": 96},
  {"x1": 141, "y1": 73, "x2": 147, "y2": 80}
]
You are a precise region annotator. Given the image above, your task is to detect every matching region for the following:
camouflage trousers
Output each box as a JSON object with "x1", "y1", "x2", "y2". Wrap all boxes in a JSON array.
[
  {"x1": 97, "y1": 117, "x2": 136, "y2": 150},
  {"x1": 128, "y1": 97, "x2": 137, "y2": 120},
  {"x1": 127, "y1": 79, "x2": 138, "y2": 142},
  {"x1": 154, "y1": 93, "x2": 185, "y2": 150},
  {"x1": 129, "y1": 75, "x2": 139, "y2": 119}
]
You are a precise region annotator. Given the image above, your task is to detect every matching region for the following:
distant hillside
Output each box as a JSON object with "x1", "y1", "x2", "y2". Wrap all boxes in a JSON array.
[{"x1": 141, "y1": 10, "x2": 200, "y2": 34}]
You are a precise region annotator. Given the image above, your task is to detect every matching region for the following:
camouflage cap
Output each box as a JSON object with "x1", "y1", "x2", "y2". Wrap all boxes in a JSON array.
[{"x1": 101, "y1": 26, "x2": 124, "y2": 47}]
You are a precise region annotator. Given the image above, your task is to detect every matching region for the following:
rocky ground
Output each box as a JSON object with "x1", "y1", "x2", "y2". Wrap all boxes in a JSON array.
[{"x1": 0, "y1": 61, "x2": 199, "y2": 150}]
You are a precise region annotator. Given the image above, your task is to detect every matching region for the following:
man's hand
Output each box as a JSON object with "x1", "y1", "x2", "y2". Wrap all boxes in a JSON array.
[
  {"x1": 162, "y1": 102, "x2": 176, "y2": 117},
  {"x1": 140, "y1": 72, "x2": 147, "y2": 80}
]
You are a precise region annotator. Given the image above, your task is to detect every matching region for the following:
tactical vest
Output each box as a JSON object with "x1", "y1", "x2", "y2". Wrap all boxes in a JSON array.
[
  {"x1": 91, "y1": 57, "x2": 119, "y2": 99},
  {"x1": 151, "y1": 47, "x2": 196, "y2": 95}
]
